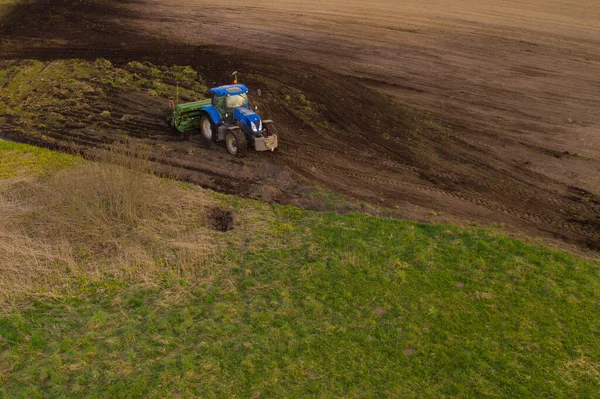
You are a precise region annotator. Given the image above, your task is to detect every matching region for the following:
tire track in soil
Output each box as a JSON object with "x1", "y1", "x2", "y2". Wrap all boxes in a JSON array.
[{"x1": 286, "y1": 156, "x2": 576, "y2": 231}]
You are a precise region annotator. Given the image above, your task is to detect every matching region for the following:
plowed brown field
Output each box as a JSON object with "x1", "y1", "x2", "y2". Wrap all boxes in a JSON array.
[{"x1": 1, "y1": 0, "x2": 599, "y2": 251}]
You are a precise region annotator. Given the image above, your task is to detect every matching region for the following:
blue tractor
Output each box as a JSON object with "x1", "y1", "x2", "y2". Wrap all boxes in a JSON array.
[{"x1": 169, "y1": 83, "x2": 278, "y2": 157}]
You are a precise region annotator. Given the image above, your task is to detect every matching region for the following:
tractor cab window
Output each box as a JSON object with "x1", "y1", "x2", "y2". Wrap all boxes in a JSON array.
[
  {"x1": 225, "y1": 93, "x2": 249, "y2": 109},
  {"x1": 212, "y1": 95, "x2": 225, "y2": 110}
]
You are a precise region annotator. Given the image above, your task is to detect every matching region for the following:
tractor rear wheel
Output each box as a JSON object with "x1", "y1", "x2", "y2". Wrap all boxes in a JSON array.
[
  {"x1": 201, "y1": 115, "x2": 215, "y2": 141},
  {"x1": 226, "y1": 129, "x2": 248, "y2": 158}
]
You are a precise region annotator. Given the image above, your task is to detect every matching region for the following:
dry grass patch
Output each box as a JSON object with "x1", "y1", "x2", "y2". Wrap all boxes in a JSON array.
[{"x1": 0, "y1": 145, "x2": 221, "y2": 310}]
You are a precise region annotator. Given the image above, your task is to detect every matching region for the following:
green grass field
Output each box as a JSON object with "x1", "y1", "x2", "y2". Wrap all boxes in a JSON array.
[
  {"x1": 0, "y1": 141, "x2": 599, "y2": 398},
  {"x1": 0, "y1": 140, "x2": 82, "y2": 178}
]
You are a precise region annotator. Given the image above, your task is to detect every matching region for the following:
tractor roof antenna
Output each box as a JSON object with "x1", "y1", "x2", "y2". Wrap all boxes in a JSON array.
[{"x1": 232, "y1": 71, "x2": 238, "y2": 84}]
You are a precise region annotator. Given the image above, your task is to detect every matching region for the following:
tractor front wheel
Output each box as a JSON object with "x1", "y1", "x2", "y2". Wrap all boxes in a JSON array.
[
  {"x1": 201, "y1": 115, "x2": 215, "y2": 141},
  {"x1": 226, "y1": 129, "x2": 248, "y2": 158}
]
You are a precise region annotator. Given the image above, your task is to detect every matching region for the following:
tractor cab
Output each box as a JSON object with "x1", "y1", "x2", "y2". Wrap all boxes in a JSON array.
[{"x1": 210, "y1": 84, "x2": 250, "y2": 120}]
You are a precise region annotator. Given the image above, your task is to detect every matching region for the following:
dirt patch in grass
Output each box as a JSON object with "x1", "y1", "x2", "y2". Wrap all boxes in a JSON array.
[
  {"x1": 374, "y1": 306, "x2": 387, "y2": 317},
  {"x1": 208, "y1": 207, "x2": 235, "y2": 232},
  {"x1": 403, "y1": 348, "x2": 417, "y2": 356}
]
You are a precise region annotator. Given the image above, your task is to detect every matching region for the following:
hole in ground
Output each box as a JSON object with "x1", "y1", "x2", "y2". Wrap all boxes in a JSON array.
[{"x1": 208, "y1": 207, "x2": 234, "y2": 232}]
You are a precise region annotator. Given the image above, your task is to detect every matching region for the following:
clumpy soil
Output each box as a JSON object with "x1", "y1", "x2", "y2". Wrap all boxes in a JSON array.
[{"x1": 208, "y1": 207, "x2": 234, "y2": 232}]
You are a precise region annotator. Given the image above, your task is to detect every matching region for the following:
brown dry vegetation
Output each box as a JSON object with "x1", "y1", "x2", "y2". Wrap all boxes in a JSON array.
[{"x1": 0, "y1": 145, "x2": 224, "y2": 309}]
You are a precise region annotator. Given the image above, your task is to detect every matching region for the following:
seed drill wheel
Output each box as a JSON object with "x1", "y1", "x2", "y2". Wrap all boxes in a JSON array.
[{"x1": 226, "y1": 129, "x2": 248, "y2": 158}]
